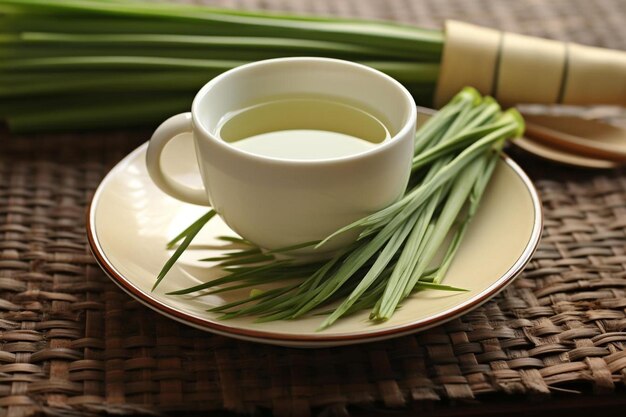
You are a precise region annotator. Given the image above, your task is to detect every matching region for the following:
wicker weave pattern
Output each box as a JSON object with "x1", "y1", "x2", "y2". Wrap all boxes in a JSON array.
[{"x1": 1, "y1": 1, "x2": 626, "y2": 416}]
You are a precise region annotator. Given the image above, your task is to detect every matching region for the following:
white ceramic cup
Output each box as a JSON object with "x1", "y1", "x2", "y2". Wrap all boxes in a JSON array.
[{"x1": 146, "y1": 57, "x2": 416, "y2": 255}]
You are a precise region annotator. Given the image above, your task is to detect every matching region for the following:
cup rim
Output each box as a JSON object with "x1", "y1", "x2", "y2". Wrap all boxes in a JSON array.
[{"x1": 191, "y1": 57, "x2": 417, "y2": 166}]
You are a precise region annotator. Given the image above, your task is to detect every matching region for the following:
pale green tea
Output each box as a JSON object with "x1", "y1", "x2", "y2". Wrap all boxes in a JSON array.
[{"x1": 216, "y1": 96, "x2": 391, "y2": 160}]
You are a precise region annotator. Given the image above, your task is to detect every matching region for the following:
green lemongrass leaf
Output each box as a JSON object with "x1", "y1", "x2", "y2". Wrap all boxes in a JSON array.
[
  {"x1": 322, "y1": 115, "x2": 515, "y2": 247},
  {"x1": 296, "y1": 251, "x2": 346, "y2": 294},
  {"x1": 295, "y1": 198, "x2": 420, "y2": 316},
  {"x1": 265, "y1": 240, "x2": 320, "y2": 254},
  {"x1": 0, "y1": 45, "x2": 303, "y2": 62},
  {"x1": 1, "y1": 56, "x2": 246, "y2": 71},
  {"x1": 432, "y1": 143, "x2": 505, "y2": 284},
  {"x1": 201, "y1": 247, "x2": 263, "y2": 260},
  {"x1": 226, "y1": 253, "x2": 347, "y2": 319},
  {"x1": 166, "y1": 260, "x2": 292, "y2": 295},
  {"x1": 383, "y1": 112, "x2": 521, "y2": 224},
  {"x1": 221, "y1": 265, "x2": 259, "y2": 273},
  {"x1": 201, "y1": 277, "x2": 301, "y2": 296},
  {"x1": 317, "y1": 210, "x2": 420, "y2": 328},
  {"x1": 439, "y1": 95, "x2": 482, "y2": 139},
  {"x1": 401, "y1": 158, "x2": 488, "y2": 295},
  {"x1": 377, "y1": 159, "x2": 482, "y2": 319},
  {"x1": 199, "y1": 253, "x2": 274, "y2": 266},
  {"x1": 0, "y1": 90, "x2": 189, "y2": 116},
  {"x1": 221, "y1": 262, "x2": 320, "y2": 276},
  {"x1": 14, "y1": 32, "x2": 414, "y2": 59},
  {"x1": 411, "y1": 97, "x2": 501, "y2": 171},
  {"x1": 411, "y1": 119, "x2": 508, "y2": 171},
  {"x1": 223, "y1": 288, "x2": 314, "y2": 318},
  {"x1": 371, "y1": 184, "x2": 446, "y2": 318},
  {"x1": 153, "y1": 210, "x2": 216, "y2": 291},
  {"x1": 6, "y1": 94, "x2": 192, "y2": 132},
  {"x1": 373, "y1": 220, "x2": 436, "y2": 320},
  {"x1": 208, "y1": 285, "x2": 299, "y2": 313},
  {"x1": 317, "y1": 95, "x2": 510, "y2": 247},
  {"x1": 464, "y1": 96, "x2": 501, "y2": 128},
  {"x1": 254, "y1": 309, "x2": 299, "y2": 323},
  {"x1": 221, "y1": 286, "x2": 304, "y2": 317},
  {"x1": 0, "y1": 0, "x2": 443, "y2": 132},
  {"x1": 413, "y1": 282, "x2": 468, "y2": 292},
  {"x1": 469, "y1": 151, "x2": 503, "y2": 218},
  {"x1": 166, "y1": 210, "x2": 214, "y2": 249},
  {"x1": 365, "y1": 98, "x2": 480, "y2": 238},
  {"x1": 217, "y1": 236, "x2": 252, "y2": 245},
  {"x1": 0, "y1": 70, "x2": 218, "y2": 97},
  {"x1": 260, "y1": 277, "x2": 366, "y2": 320},
  {"x1": 314, "y1": 269, "x2": 391, "y2": 316},
  {"x1": 414, "y1": 99, "x2": 467, "y2": 154},
  {"x1": 430, "y1": 218, "x2": 468, "y2": 285},
  {"x1": 377, "y1": 152, "x2": 491, "y2": 319},
  {"x1": 1, "y1": 0, "x2": 444, "y2": 56}
]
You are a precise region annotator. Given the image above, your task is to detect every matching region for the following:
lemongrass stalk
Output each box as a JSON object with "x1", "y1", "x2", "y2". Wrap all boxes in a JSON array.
[
  {"x1": 153, "y1": 210, "x2": 216, "y2": 291},
  {"x1": 319, "y1": 88, "x2": 481, "y2": 243},
  {"x1": 412, "y1": 98, "x2": 472, "y2": 155},
  {"x1": 198, "y1": 276, "x2": 301, "y2": 296},
  {"x1": 411, "y1": 117, "x2": 504, "y2": 171},
  {"x1": 368, "y1": 187, "x2": 447, "y2": 318},
  {"x1": 318, "y1": 110, "x2": 514, "y2": 246},
  {"x1": 0, "y1": 15, "x2": 259, "y2": 35},
  {"x1": 431, "y1": 145, "x2": 503, "y2": 284},
  {"x1": 0, "y1": 56, "x2": 246, "y2": 71},
  {"x1": 6, "y1": 95, "x2": 192, "y2": 132},
  {"x1": 224, "y1": 288, "x2": 310, "y2": 319},
  {"x1": 208, "y1": 285, "x2": 299, "y2": 312},
  {"x1": 311, "y1": 109, "x2": 522, "y2": 321},
  {"x1": 203, "y1": 254, "x2": 275, "y2": 267},
  {"x1": 226, "y1": 246, "x2": 361, "y2": 319},
  {"x1": 0, "y1": 71, "x2": 218, "y2": 97},
  {"x1": 0, "y1": 0, "x2": 445, "y2": 132},
  {"x1": 0, "y1": 56, "x2": 439, "y2": 84},
  {"x1": 166, "y1": 210, "x2": 215, "y2": 249},
  {"x1": 377, "y1": 117, "x2": 520, "y2": 319},
  {"x1": 10, "y1": 32, "x2": 416, "y2": 59},
  {"x1": 166, "y1": 260, "x2": 294, "y2": 295},
  {"x1": 386, "y1": 113, "x2": 521, "y2": 229},
  {"x1": 201, "y1": 248, "x2": 264, "y2": 262},
  {"x1": 217, "y1": 236, "x2": 252, "y2": 245},
  {"x1": 372, "y1": 221, "x2": 436, "y2": 320},
  {"x1": 0, "y1": 46, "x2": 319, "y2": 61},
  {"x1": 289, "y1": 218, "x2": 408, "y2": 317},
  {"x1": 376, "y1": 155, "x2": 490, "y2": 320},
  {"x1": 317, "y1": 210, "x2": 420, "y2": 328},
  {"x1": 202, "y1": 281, "x2": 297, "y2": 296},
  {"x1": 0, "y1": 0, "x2": 444, "y2": 55},
  {"x1": 0, "y1": 91, "x2": 189, "y2": 115}
]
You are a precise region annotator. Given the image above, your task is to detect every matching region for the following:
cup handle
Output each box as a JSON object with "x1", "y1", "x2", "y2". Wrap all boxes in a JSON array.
[{"x1": 146, "y1": 112, "x2": 211, "y2": 206}]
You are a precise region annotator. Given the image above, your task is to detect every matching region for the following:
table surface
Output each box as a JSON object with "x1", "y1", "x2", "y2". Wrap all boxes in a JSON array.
[{"x1": 1, "y1": 1, "x2": 626, "y2": 416}]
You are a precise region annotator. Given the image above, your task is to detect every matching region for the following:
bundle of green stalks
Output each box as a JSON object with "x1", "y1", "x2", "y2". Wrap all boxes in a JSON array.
[
  {"x1": 155, "y1": 88, "x2": 524, "y2": 329},
  {"x1": 0, "y1": 0, "x2": 444, "y2": 133}
]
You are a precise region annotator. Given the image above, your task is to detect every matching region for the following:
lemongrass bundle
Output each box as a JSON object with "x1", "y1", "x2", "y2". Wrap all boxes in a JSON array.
[
  {"x1": 2, "y1": 0, "x2": 625, "y2": 134},
  {"x1": 0, "y1": 0, "x2": 442, "y2": 132},
  {"x1": 155, "y1": 88, "x2": 525, "y2": 328}
]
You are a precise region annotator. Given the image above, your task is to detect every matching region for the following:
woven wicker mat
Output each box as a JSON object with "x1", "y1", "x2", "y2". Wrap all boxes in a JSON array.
[{"x1": 1, "y1": 0, "x2": 626, "y2": 416}]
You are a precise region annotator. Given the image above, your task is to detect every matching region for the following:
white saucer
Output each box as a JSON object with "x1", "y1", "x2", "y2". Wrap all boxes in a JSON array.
[{"x1": 87, "y1": 119, "x2": 542, "y2": 348}]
